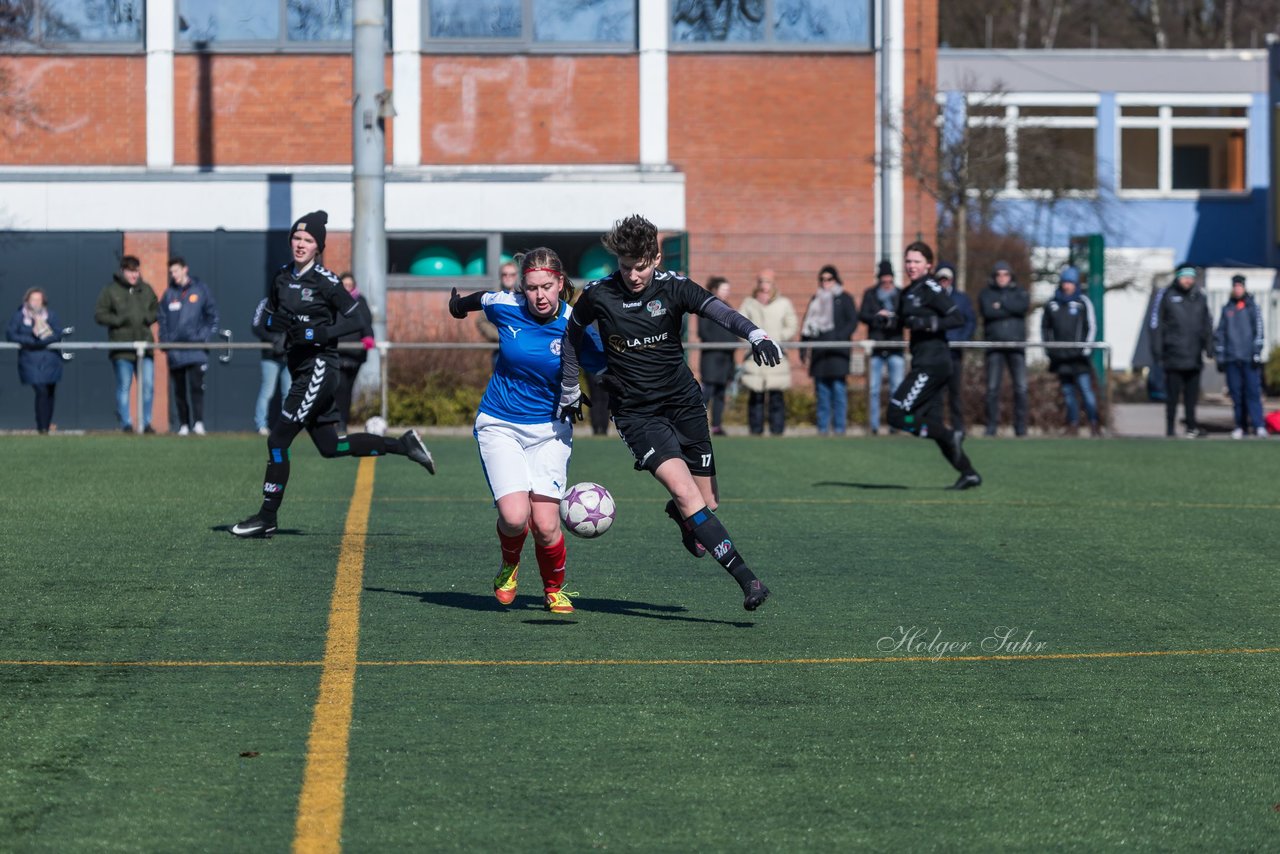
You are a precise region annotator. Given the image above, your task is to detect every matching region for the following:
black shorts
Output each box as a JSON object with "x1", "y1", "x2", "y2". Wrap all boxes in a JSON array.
[
  {"x1": 887, "y1": 364, "x2": 948, "y2": 434},
  {"x1": 613, "y1": 403, "x2": 716, "y2": 477},
  {"x1": 282, "y1": 356, "x2": 340, "y2": 426}
]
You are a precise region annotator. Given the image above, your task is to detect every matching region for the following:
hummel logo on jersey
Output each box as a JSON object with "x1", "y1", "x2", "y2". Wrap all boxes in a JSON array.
[{"x1": 622, "y1": 300, "x2": 642, "y2": 308}]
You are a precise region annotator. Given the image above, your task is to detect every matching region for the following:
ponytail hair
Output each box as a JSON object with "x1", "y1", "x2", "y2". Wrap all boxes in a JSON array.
[{"x1": 514, "y1": 247, "x2": 576, "y2": 305}]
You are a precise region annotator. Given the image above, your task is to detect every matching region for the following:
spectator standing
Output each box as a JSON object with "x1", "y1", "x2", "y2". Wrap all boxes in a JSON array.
[
  {"x1": 1041, "y1": 266, "x2": 1101, "y2": 436},
  {"x1": 979, "y1": 260, "x2": 1030, "y2": 436},
  {"x1": 333, "y1": 271, "x2": 376, "y2": 433},
  {"x1": 934, "y1": 264, "x2": 976, "y2": 434},
  {"x1": 1214, "y1": 274, "x2": 1267, "y2": 438},
  {"x1": 698, "y1": 276, "x2": 738, "y2": 436},
  {"x1": 858, "y1": 259, "x2": 905, "y2": 435},
  {"x1": 739, "y1": 269, "x2": 797, "y2": 435},
  {"x1": 158, "y1": 257, "x2": 219, "y2": 435},
  {"x1": 801, "y1": 265, "x2": 858, "y2": 435},
  {"x1": 476, "y1": 260, "x2": 518, "y2": 348},
  {"x1": 6, "y1": 287, "x2": 64, "y2": 434},
  {"x1": 1152, "y1": 266, "x2": 1213, "y2": 438},
  {"x1": 94, "y1": 255, "x2": 159, "y2": 434},
  {"x1": 252, "y1": 296, "x2": 290, "y2": 435}
]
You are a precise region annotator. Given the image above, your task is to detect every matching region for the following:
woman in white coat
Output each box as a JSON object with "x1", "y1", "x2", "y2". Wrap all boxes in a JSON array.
[{"x1": 738, "y1": 269, "x2": 797, "y2": 435}]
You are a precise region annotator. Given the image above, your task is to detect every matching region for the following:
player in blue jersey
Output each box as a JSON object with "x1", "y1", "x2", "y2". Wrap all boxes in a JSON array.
[{"x1": 449, "y1": 247, "x2": 606, "y2": 614}]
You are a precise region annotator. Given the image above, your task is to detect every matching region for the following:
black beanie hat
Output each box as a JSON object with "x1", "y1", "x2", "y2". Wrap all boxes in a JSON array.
[
  {"x1": 291, "y1": 210, "x2": 328, "y2": 252},
  {"x1": 876, "y1": 259, "x2": 894, "y2": 278}
]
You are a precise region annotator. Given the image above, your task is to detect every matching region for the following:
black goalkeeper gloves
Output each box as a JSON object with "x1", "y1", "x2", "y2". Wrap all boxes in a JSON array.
[
  {"x1": 449, "y1": 288, "x2": 486, "y2": 319},
  {"x1": 555, "y1": 385, "x2": 592, "y2": 423},
  {"x1": 748, "y1": 330, "x2": 782, "y2": 366}
]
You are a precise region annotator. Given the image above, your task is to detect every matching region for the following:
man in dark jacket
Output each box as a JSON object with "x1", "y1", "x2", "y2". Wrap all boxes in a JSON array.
[
  {"x1": 1152, "y1": 266, "x2": 1213, "y2": 438},
  {"x1": 159, "y1": 257, "x2": 219, "y2": 435},
  {"x1": 1041, "y1": 266, "x2": 1100, "y2": 436},
  {"x1": 94, "y1": 255, "x2": 159, "y2": 433},
  {"x1": 935, "y1": 263, "x2": 976, "y2": 434},
  {"x1": 1213, "y1": 274, "x2": 1266, "y2": 438},
  {"x1": 334, "y1": 271, "x2": 376, "y2": 433},
  {"x1": 979, "y1": 260, "x2": 1030, "y2": 436},
  {"x1": 858, "y1": 260, "x2": 905, "y2": 434}
]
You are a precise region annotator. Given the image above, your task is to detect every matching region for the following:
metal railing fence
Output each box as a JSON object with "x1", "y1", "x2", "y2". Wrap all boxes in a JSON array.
[{"x1": 0, "y1": 339, "x2": 1112, "y2": 432}]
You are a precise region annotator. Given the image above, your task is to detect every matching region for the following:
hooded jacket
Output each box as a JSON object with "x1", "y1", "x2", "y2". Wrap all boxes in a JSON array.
[
  {"x1": 1213, "y1": 292, "x2": 1264, "y2": 364},
  {"x1": 157, "y1": 275, "x2": 219, "y2": 369},
  {"x1": 738, "y1": 292, "x2": 797, "y2": 392},
  {"x1": 1041, "y1": 288, "x2": 1097, "y2": 375},
  {"x1": 857, "y1": 284, "x2": 905, "y2": 358},
  {"x1": 1152, "y1": 282, "x2": 1213, "y2": 371},
  {"x1": 94, "y1": 273, "x2": 159, "y2": 361}
]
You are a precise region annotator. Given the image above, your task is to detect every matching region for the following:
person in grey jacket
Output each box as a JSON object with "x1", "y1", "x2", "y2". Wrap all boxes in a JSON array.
[
  {"x1": 158, "y1": 257, "x2": 219, "y2": 435},
  {"x1": 978, "y1": 260, "x2": 1030, "y2": 436},
  {"x1": 1152, "y1": 266, "x2": 1213, "y2": 438},
  {"x1": 1213, "y1": 274, "x2": 1267, "y2": 438}
]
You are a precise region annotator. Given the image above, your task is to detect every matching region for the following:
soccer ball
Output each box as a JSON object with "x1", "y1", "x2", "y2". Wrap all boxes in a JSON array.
[
  {"x1": 364, "y1": 415, "x2": 387, "y2": 436},
  {"x1": 559, "y1": 482, "x2": 616, "y2": 539}
]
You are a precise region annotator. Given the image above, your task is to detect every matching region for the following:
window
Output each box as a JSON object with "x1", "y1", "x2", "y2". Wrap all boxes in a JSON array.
[
  {"x1": 4, "y1": 0, "x2": 142, "y2": 45},
  {"x1": 964, "y1": 97, "x2": 1098, "y2": 194},
  {"x1": 1116, "y1": 99, "x2": 1250, "y2": 193},
  {"x1": 425, "y1": 0, "x2": 635, "y2": 49},
  {"x1": 177, "y1": 0, "x2": 356, "y2": 47},
  {"x1": 671, "y1": 0, "x2": 871, "y2": 48}
]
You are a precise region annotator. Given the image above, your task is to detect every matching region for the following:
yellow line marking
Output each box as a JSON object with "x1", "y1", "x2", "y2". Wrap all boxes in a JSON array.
[
  {"x1": 292, "y1": 458, "x2": 376, "y2": 854},
  {"x1": 360, "y1": 646, "x2": 1280, "y2": 666},
  {"x1": 5, "y1": 647, "x2": 1280, "y2": 671}
]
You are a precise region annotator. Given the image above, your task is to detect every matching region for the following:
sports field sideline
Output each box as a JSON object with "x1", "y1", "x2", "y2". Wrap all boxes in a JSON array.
[{"x1": 1, "y1": 433, "x2": 1277, "y2": 850}]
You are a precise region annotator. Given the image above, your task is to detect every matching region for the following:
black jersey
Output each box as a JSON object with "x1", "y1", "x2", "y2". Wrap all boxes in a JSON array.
[
  {"x1": 570, "y1": 269, "x2": 713, "y2": 411},
  {"x1": 266, "y1": 262, "x2": 359, "y2": 370},
  {"x1": 901, "y1": 275, "x2": 960, "y2": 369}
]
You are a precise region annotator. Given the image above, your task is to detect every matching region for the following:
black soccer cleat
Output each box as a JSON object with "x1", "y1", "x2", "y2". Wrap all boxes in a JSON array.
[
  {"x1": 401, "y1": 429, "x2": 436, "y2": 475},
  {"x1": 664, "y1": 499, "x2": 706, "y2": 558},
  {"x1": 743, "y1": 579, "x2": 770, "y2": 611},
  {"x1": 231, "y1": 512, "x2": 278, "y2": 538},
  {"x1": 948, "y1": 429, "x2": 967, "y2": 468},
  {"x1": 947, "y1": 472, "x2": 983, "y2": 491}
]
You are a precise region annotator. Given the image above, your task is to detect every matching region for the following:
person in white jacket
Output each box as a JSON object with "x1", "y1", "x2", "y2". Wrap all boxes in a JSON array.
[{"x1": 738, "y1": 269, "x2": 797, "y2": 435}]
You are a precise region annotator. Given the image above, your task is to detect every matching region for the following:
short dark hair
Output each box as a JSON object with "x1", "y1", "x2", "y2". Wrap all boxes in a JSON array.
[
  {"x1": 167, "y1": 256, "x2": 186, "y2": 268},
  {"x1": 602, "y1": 214, "x2": 659, "y2": 261},
  {"x1": 339, "y1": 271, "x2": 355, "y2": 282},
  {"x1": 706, "y1": 275, "x2": 728, "y2": 292},
  {"x1": 120, "y1": 256, "x2": 141, "y2": 272},
  {"x1": 903, "y1": 241, "x2": 934, "y2": 265},
  {"x1": 819, "y1": 264, "x2": 842, "y2": 285}
]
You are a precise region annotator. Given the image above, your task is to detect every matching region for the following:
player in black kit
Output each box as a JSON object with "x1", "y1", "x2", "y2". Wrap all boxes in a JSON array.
[
  {"x1": 230, "y1": 211, "x2": 435, "y2": 538},
  {"x1": 556, "y1": 215, "x2": 781, "y2": 611},
  {"x1": 886, "y1": 241, "x2": 982, "y2": 490}
]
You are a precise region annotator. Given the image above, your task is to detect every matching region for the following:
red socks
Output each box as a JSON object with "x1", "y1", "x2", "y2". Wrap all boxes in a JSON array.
[
  {"x1": 497, "y1": 522, "x2": 527, "y2": 567},
  {"x1": 535, "y1": 535, "x2": 566, "y2": 594}
]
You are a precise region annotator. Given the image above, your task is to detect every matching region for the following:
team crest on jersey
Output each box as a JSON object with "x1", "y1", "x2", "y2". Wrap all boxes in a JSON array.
[
  {"x1": 550, "y1": 339, "x2": 562, "y2": 355},
  {"x1": 646, "y1": 299, "x2": 666, "y2": 317},
  {"x1": 301, "y1": 288, "x2": 314, "y2": 302}
]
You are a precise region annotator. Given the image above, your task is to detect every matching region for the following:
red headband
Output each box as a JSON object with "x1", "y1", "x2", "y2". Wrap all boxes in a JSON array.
[{"x1": 523, "y1": 267, "x2": 561, "y2": 276}]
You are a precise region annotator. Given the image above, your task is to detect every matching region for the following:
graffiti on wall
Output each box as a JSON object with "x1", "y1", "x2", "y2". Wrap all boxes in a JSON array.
[{"x1": 431, "y1": 57, "x2": 597, "y2": 159}]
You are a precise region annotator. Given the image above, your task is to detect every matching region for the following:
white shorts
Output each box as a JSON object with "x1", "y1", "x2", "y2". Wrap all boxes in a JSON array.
[{"x1": 474, "y1": 412, "x2": 573, "y2": 502}]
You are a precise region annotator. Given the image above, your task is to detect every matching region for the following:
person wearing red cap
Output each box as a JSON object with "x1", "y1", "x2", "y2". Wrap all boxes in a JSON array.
[{"x1": 229, "y1": 211, "x2": 436, "y2": 538}]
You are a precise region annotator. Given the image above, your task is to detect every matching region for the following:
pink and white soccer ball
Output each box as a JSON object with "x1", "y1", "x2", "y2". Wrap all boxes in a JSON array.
[{"x1": 559, "y1": 482, "x2": 616, "y2": 539}]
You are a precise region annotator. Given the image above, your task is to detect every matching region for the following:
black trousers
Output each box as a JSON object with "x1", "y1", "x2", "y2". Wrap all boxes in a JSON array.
[
  {"x1": 984, "y1": 350, "x2": 1028, "y2": 435},
  {"x1": 748, "y1": 390, "x2": 785, "y2": 435},
  {"x1": 1164, "y1": 367, "x2": 1202, "y2": 435},
  {"x1": 32, "y1": 383, "x2": 55, "y2": 432},
  {"x1": 702, "y1": 381, "x2": 727, "y2": 430},
  {"x1": 945, "y1": 350, "x2": 965, "y2": 432},
  {"x1": 170, "y1": 364, "x2": 206, "y2": 427},
  {"x1": 336, "y1": 364, "x2": 361, "y2": 431}
]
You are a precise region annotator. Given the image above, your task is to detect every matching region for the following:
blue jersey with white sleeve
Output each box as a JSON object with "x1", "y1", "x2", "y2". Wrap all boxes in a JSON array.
[{"x1": 479, "y1": 292, "x2": 606, "y2": 424}]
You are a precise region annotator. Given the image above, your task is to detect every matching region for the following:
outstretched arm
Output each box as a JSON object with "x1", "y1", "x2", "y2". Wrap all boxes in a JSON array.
[{"x1": 448, "y1": 288, "x2": 486, "y2": 319}]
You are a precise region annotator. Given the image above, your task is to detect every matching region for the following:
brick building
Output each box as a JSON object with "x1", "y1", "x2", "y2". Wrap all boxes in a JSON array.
[{"x1": 0, "y1": 0, "x2": 937, "y2": 431}]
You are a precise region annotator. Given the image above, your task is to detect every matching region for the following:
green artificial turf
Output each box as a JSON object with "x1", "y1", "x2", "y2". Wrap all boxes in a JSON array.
[{"x1": 1, "y1": 433, "x2": 1277, "y2": 850}]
